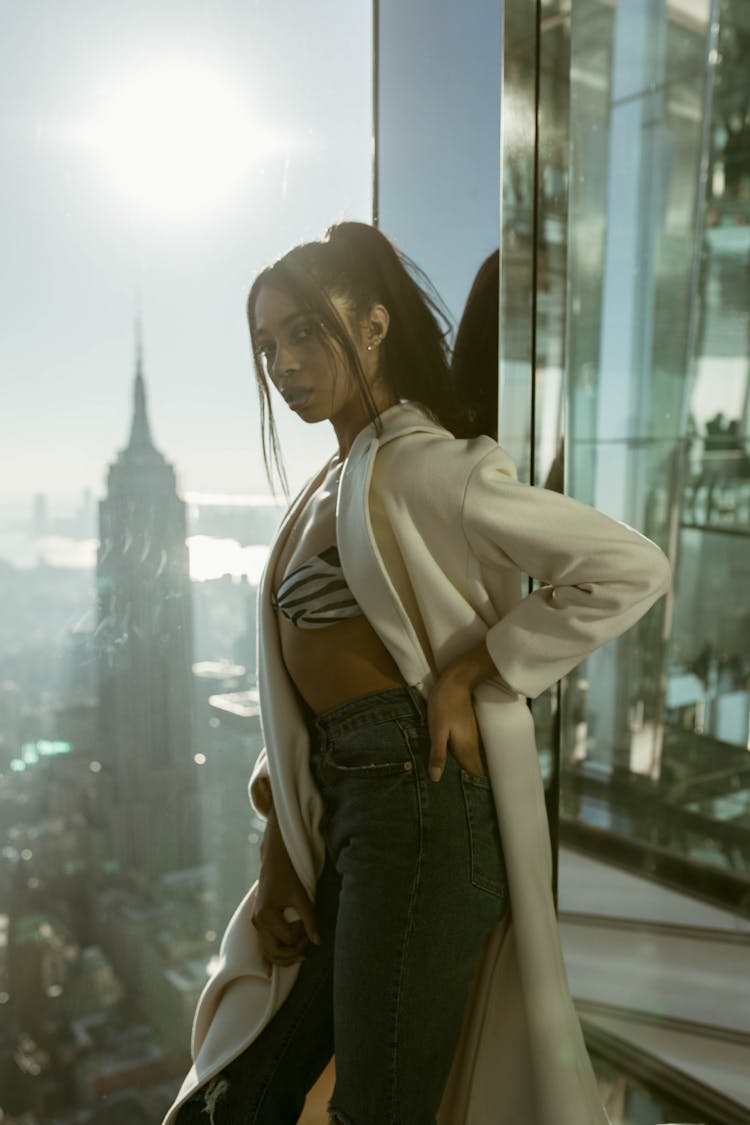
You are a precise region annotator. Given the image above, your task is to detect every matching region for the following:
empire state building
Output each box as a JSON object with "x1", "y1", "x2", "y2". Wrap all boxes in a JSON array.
[{"x1": 96, "y1": 341, "x2": 197, "y2": 885}]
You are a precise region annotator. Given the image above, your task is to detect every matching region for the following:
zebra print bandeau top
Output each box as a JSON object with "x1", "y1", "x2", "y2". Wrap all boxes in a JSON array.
[{"x1": 271, "y1": 545, "x2": 365, "y2": 629}]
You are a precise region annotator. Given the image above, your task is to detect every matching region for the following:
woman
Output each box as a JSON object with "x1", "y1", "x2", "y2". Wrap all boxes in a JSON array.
[{"x1": 165, "y1": 222, "x2": 670, "y2": 1125}]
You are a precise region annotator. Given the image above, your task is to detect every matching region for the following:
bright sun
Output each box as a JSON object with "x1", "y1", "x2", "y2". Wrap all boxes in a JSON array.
[{"x1": 67, "y1": 53, "x2": 286, "y2": 226}]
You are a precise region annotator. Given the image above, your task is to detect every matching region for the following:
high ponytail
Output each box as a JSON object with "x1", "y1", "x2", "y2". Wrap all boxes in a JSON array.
[{"x1": 247, "y1": 222, "x2": 471, "y2": 492}]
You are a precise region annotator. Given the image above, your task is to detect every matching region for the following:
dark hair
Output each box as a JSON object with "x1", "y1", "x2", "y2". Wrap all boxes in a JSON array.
[
  {"x1": 247, "y1": 221, "x2": 467, "y2": 492},
  {"x1": 450, "y1": 250, "x2": 499, "y2": 441}
]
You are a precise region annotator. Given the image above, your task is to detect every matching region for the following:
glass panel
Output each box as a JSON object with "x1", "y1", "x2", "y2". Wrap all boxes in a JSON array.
[
  {"x1": 500, "y1": 0, "x2": 572, "y2": 828},
  {"x1": 559, "y1": 2, "x2": 750, "y2": 1112},
  {"x1": 561, "y1": 0, "x2": 750, "y2": 910},
  {"x1": 377, "y1": 0, "x2": 502, "y2": 330},
  {"x1": 499, "y1": 0, "x2": 539, "y2": 477},
  {"x1": 499, "y1": 0, "x2": 568, "y2": 484},
  {"x1": 533, "y1": 2, "x2": 570, "y2": 493},
  {"x1": 0, "y1": 3, "x2": 371, "y2": 1120}
]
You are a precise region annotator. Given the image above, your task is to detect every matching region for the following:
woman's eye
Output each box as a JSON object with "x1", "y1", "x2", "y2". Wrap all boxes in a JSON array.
[{"x1": 292, "y1": 323, "x2": 313, "y2": 343}]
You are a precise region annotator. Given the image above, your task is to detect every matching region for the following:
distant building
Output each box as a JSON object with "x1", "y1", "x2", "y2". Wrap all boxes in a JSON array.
[
  {"x1": 71, "y1": 1014, "x2": 173, "y2": 1109},
  {"x1": 0, "y1": 679, "x2": 22, "y2": 770},
  {"x1": 205, "y1": 688, "x2": 265, "y2": 929},
  {"x1": 76, "y1": 486, "x2": 96, "y2": 539},
  {"x1": 95, "y1": 340, "x2": 198, "y2": 887},
  {"x1": 60, "y1": 613, "x2": 97, "y2": 708}
]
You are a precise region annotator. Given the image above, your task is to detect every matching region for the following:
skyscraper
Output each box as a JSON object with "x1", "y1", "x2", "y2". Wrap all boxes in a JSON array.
[{"x1": 95, "y1": 338, "x2": 197, "y2": 887}]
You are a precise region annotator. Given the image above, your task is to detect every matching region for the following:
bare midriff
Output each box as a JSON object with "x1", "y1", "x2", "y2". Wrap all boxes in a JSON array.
[
  {"x1": 273, "y1": 460, "x2": 405, "y2": 716},
  {"x1": 278, "y1": 614, "x2": 405, "y2": 715}
]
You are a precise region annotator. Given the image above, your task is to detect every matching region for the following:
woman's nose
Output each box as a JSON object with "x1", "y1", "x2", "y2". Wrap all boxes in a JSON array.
[{"x1": 271, "y1": 342, "x2": 299, "y2": 381}]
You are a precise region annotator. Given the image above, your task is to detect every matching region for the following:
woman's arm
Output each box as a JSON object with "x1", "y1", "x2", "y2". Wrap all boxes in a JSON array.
[
  {"x1": 460, "y1": 447, "x2": 671, "y2": 700},
  {"x1": 427, "y1": 444, "x2": 670, "y2": 782},
  {"x1": 252, "y1": 801, "x2": 321, "y2": 973},
  {"x1": 248, "y1": 754, "x2": 322, "y2": 970}
]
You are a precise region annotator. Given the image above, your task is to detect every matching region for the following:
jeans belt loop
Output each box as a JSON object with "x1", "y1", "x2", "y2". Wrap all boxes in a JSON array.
[{"x1": 407, "y1": 682, "x2": 426, "y2": 717}]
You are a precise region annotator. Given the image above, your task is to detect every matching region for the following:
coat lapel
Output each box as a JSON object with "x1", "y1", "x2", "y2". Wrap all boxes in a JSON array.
[
  {"x1": 256, "y1": 458, "x2": 333, "y2": 897},
  {"x1": 257, "y1": 457, "x2": 335, "y2": 611},
  {"x1": 337, "y1": 406, "x2": 438, "y2": 692}
]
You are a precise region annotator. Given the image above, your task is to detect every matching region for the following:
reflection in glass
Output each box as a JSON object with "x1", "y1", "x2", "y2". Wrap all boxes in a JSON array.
[
  {"x1": 498, "y1": 1, "x2": 572, "y2": 843},
  {"x1": 561, "y1": 0, "x2": 750, "y2": 909}
]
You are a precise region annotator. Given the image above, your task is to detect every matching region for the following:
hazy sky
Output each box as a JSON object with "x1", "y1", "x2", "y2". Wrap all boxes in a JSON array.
[{"x1": 2, "y1": 0, "x2": 372, "y2": 509}]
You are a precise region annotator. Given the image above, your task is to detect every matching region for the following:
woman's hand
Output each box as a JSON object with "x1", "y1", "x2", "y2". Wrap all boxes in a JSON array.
[
  {"x1": 251, "y1": 807, "x2": 321, "y2": 975},
  {"x1": 427, "y1": 641, "x2": 498, "y2": 781}
]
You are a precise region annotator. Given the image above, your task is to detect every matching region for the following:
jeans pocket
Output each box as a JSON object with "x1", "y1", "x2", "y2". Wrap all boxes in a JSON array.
[
  {"x1": 322, "y1": 749, "x2": 414, "y2": 779},
  {"x1": 460, "y1": 769, "x2": 508, "y2": 906},
  {"x1": 321, "y1": 721, "x2": 415, "y2": 779}
]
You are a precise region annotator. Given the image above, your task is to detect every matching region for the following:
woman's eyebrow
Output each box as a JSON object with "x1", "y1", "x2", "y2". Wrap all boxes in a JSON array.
[{"x1": 254, "y1": 310, "x2": 305, "y2": 339}]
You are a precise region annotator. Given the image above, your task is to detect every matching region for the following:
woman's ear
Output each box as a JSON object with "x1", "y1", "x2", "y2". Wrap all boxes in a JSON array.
[{"x1": 366, "y1": 303, "x2": 390, "y2": 349}]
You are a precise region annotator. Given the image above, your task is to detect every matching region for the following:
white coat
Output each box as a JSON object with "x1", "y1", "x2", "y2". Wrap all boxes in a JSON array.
[{"x1": 163, "y1": 402, "x2": 671, "y2": 1125}]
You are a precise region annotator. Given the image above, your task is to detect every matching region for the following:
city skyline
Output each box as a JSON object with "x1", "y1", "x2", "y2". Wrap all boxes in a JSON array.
[{"x1": 0, "y1": 356, "x2": 287, "y2": 583}]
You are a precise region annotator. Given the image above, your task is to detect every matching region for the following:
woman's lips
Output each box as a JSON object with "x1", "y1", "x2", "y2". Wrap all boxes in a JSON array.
[{"x1": 285, "y1": 389, "x2": 313, "y2": 411}]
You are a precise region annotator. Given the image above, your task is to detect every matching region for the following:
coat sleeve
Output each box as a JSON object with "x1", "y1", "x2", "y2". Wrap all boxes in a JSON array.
[{"x1": 461, "y1": 446, "x2": 672, "y2": 700}]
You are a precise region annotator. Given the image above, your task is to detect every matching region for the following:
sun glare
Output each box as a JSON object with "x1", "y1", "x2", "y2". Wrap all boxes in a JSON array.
[
  {"x1": 66, "y1": 53, "x2": 289, "y2": 226},
  {"x1": 187, "y1": 537, "x2": 270, "y2": 583}
]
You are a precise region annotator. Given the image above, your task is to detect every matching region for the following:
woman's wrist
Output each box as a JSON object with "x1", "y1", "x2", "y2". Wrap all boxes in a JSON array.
[{"x1": 440, "y1": 640, "x2": 498, "y2": 690}]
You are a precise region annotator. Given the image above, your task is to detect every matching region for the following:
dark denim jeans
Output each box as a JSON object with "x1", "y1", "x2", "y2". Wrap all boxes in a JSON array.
[{"x1": 176, "y1": 686, "x2": 508, "y2": 1125}]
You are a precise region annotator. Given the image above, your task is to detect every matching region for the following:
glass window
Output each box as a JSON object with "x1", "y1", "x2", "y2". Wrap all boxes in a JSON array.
[
  {"x1": 377, "y1": 0, "x2": 502, "y2": 329},
  {"x1": 561, "y1": 0, "x2": 750, "y2": 914},
  {"x1": 500, "y1": 0, "x2": 750, "y2": 1115},
  {"x1": 0, "y1": 3, "x2": 371, "y2": 1120},
  {"x1": 558, "y1": 0, "x2": 750, "y2": 1113}
]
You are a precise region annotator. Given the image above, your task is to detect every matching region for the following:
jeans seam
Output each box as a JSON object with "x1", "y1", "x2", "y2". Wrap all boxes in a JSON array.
[
  {"x1": 461, "y1": 773, "x2": 506, "y2": 900},
  {"x1": 247, "y1": 955, "x2": 333, "y2": 1124},
  {"x1": 384, "y1": 724, "x2": 426, "y2": 1123}
]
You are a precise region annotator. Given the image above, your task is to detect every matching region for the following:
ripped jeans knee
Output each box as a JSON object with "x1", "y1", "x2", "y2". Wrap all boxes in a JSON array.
[
  {"x1": 327, "y1": 1104, "x2": 354, "y2": 1124},
  {"x1": 200, "y1": 1074, "x2": 230, "y2": 1124}
]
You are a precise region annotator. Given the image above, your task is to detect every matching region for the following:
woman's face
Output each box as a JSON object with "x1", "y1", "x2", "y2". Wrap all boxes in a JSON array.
[{"x1": 252, "y1": 284, "x2": 386, "y2": 429}]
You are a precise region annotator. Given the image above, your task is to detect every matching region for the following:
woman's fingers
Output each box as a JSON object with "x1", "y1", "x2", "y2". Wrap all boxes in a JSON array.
[
  {"x1": 289, "y1": 898, "x2": 321, "y2": 947},
  {"x1": 451, "y1": 739, "x2": 488, "y2": 777},
  {"x1": 448, "y1": 705, "x2": 486, "y2": 773},
  {"x1": 426, "y1": 642, "x2": 501, "y2": 782},
  {"x1": 257, "y1": 920, "x2": 308, "y2": 972},
  {"x1": 253, "y1": 818, "x2": 321, "y2": 974},
  {"x1": 428, "y1": 676, "x2": 483, "y2": 781},
  {"x1": 254, "y1": 905, "x2": 300, "y2": 946},
  {"x1": 253, "y1": 913, "x2": 304, "y2": 966},
  {"x1": 427, "y1": 713, "x2": 449, "y2": 781},
  {"x1": 253, "y1": 903, "x2": 320, "y2": 975}
]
